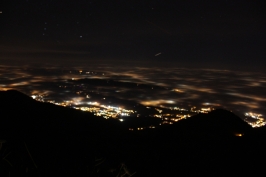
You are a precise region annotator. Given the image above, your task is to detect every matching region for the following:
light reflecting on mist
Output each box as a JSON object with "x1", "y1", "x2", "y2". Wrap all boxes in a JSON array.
[{"x1": 0, "y1": 64, "x2": 265, "y2": 118}]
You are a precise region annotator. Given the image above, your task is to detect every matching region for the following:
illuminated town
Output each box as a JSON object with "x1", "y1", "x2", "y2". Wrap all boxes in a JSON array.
[
  {"x1": 1, "y1": 65, "x2": 265, "y2": 129},
  {"x1": 31, "y1": 92, "x2": 266, "y2": 130},
  {"x1": 244, "y1": 112, "x2": 266, "y2": 128}
]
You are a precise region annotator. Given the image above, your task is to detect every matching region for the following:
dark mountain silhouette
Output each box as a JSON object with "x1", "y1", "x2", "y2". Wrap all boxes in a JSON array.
[
  {"x1": 158, "y1": 109, "x2": 252, "y2": 138},
  {"x1": 0, "y1": 90, "x2": 122, "y2": 132},
  {"x1": 0, "y1": 90, "x2": 265, "y2": 176}
]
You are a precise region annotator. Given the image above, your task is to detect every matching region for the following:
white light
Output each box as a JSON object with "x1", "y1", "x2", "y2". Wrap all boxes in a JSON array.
[{"x1": 119, "y1": 119, "x2": 124, "y2": 122}]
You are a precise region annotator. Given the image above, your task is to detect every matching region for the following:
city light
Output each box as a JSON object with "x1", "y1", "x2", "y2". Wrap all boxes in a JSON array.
[
  {"x1": 244, "y1": 112, "x2": 266, "y2": 128},
  {"x1": 31, "y1": 93, "x2": 247, "y2": 131}
]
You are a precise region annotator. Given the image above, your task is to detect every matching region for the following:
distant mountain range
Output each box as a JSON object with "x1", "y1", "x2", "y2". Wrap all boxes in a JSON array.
[{"x1": 0, "y1": 90, "x2": 265, "y2": 176}]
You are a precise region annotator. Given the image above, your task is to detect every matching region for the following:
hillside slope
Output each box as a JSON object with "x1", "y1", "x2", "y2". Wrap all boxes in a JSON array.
[{"x1": 0, "y1": 90, "x2": 265, "y2": 176}]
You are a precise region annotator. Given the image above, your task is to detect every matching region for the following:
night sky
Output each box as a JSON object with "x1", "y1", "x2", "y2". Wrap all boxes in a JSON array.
[{"x1": 1, "y1": 0, "x2": 265, "y2": 71}]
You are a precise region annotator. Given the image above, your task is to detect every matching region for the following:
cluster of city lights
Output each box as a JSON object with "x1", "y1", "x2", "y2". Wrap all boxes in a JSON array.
[
  {"x1": 30, "y1": 94, "x2": 266, "y2": 129},
  {"x1": 75, "y1": 104, "x2": 134, "y2": 119},
  {"x1": 153, "y1": 108, "x2": 192, "y2": 125},
  {"x1": 31, "y1": 95, "x2": 45, "y2": 102},
  {"x1": 190, "y1": 107, "x2": 214, "y2": 113},
  {"x1": 160, "y1": 114, "x2": 191, "y2": 125},
  {"x1": 244, "y1": 112, "x2": 266, "y2": 128},
  {"x1": 31, "y1": 95, "x2": 135, "y2": 119}
]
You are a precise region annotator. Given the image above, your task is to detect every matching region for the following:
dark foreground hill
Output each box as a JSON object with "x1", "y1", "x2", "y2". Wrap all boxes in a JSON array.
[{"x1": 0, "y1": 90, "x2": 266, "y2": 176}]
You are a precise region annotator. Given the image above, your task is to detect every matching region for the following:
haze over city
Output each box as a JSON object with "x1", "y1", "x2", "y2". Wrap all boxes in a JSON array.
[
  {"x1": 1, "y1": 0, "x2": 266, "y2": 127},
  {"x1": 0, "y1": 64, "x2": 265, "y2": 128}
]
